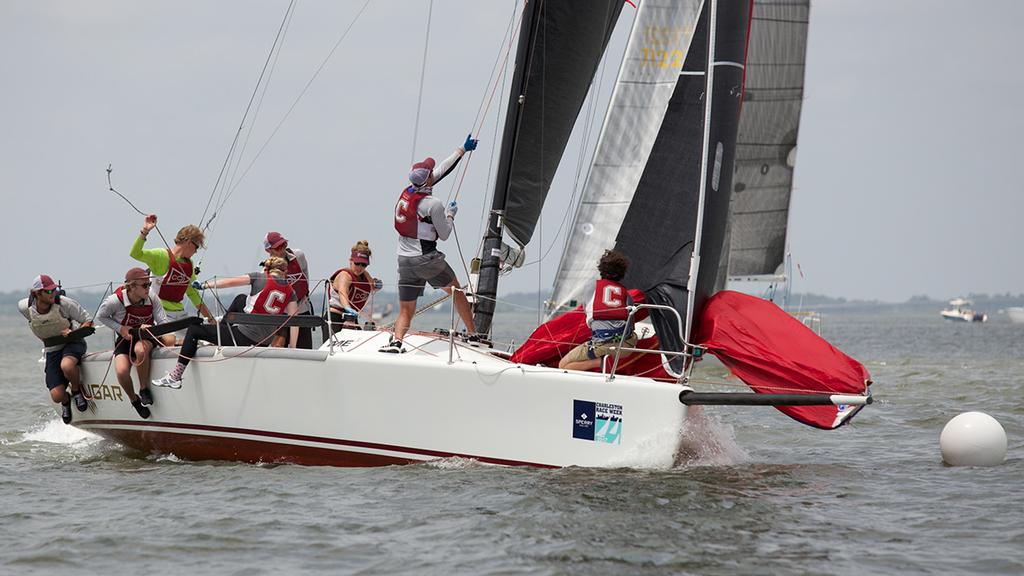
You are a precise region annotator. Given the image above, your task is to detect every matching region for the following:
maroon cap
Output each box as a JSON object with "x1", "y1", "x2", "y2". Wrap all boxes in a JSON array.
[
  {"x1": 409, "y1": 157, "x2": 435, "y2": 187},
  {"x1": 264, "y1": 231, "x2": 287, "y2": 250},
  {"x1": 31, "y1": 274, "x2": 58, "y2": 292},
  {"x1": 411, "y1": 157, "x2": 435, "y2": 171},
  {"x1": 125, "y1": 267, "x2": 151, "y2": 283},
  {"x1": 351, "y1": 251, "x2": 370, "y2": 265}
]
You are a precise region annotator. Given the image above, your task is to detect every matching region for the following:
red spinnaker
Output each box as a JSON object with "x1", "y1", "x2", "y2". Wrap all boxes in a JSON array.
[{"x1": 694, "y1": 291, "x2": 871, "y2": 429}]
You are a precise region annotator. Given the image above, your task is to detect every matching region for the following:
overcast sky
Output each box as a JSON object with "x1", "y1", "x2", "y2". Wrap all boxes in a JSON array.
[{"x1": 2, "y1": 0, "x2": 1022, "y2": 304}]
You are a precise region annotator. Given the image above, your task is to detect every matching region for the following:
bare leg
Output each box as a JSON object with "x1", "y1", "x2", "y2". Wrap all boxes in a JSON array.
[
  {"x1": 393, "y1": 300, "x2": 417, "y2": 342},
  {"x1": 114, "y1": 354, "x2": 139, "y2": 402},
  {"x1": 61, "y1": 356, "x2": 82, "y2": 394},
  {"x1": 134, "y1": 340, "x2": 154, "y2": 390},
  {"x1": 444, "y1": 282, "x2": 477, "y2": 334},
  {"x1": 49, "y1": 386, "x2": 69, "y2": 404},
  {"x1": 559, "y1": 358, "x2": 604, "y2": 371}
]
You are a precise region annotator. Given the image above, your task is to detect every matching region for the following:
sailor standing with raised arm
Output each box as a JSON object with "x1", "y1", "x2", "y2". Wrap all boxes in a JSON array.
[{"x1": 381, "y1": 134, "x2": 480, "y2": 353}]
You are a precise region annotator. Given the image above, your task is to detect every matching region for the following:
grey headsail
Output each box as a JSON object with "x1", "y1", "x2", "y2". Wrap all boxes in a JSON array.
[
  {"x1": 725, "y1": 0, "x2": 809, "y2": 282},
  {"x1": 474, "y1": 0, "x2": 625, "y2": 336},
  {"x1": 614, "y1": 0, "x2": 752, "y2": 372}
]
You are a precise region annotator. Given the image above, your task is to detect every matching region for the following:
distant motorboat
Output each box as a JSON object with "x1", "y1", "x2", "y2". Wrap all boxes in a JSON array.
[
  {"x1": 940, "y1": 298, "x2": 987, "y2": 322},
  {"x1": 1006, "y1": 306, "x2": 1024, "y2": 324}
]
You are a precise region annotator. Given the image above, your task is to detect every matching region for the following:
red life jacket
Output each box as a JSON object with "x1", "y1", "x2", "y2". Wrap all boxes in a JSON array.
[
  {"x1": 394, "y1": 186, "x2": 429, "y2": 238},
  {"x1": 245, "y1": 276, "x2": 294, "y2": 315},
  {"x1": 158, "y1": 249, "x2": 193, "y2": 303},
  {"x1": 285, "y1": 252, "x2": 309, "y2": 302},
  {"x1": 590, "y1": 279, "x2": 631, "y2": 321},
  {"x1": 115, "y1": 286, "x2": 155, "y2": 328},
  {"x1": 330, "y1": 268, "x2": 372, "y2": 312}
]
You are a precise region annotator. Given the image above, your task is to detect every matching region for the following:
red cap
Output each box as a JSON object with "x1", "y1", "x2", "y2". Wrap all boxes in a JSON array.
[
  {"x1": 31, "y1": 274, "x2": 58, "y2": 292},
  {"x1": 125, "y1": 267, "x2": 151, "y2": 283},
  {"x1": 351, "y1": 251, "x2": 370, "y2": 265},
  {"x1": 264, "y1": 231, "x2": 287, "y2": 250},
  {"x1": 411, "y1": 157, "x2": 435, "y2": 171}
]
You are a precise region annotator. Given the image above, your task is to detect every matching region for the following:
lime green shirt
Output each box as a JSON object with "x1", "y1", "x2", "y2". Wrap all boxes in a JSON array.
[{"x1": 130, "y1": 236, "x2": 203, "y2": 312}]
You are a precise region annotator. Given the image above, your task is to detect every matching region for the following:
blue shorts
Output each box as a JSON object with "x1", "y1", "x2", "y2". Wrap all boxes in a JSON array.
[{"x1": 44, "y1": 340, "x2": 87, "y2": 390}]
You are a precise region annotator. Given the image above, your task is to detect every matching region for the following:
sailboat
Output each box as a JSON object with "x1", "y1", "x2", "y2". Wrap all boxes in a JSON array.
[{"x1": 64, "y1": 0, "x2": 871, "y2": 467}]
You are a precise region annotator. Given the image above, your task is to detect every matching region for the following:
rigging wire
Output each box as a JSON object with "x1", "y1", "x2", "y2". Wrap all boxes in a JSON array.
[
  {"x1": 410, "y1": 0, "x2": 434, "y2": 164},
  {"x1": 105, "y1": 164, "x2": 172, "y2": 251},
  {"x1": 199, "y1": 0, "x2": 298, "y2": 232},
  {"x1": 207, "y1": 0, "x2": 373, "y2": 230}
]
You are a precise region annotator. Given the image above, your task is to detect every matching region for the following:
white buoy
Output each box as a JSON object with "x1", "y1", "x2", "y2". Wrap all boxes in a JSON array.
[{"x1": 939, "y1": 411, "x2": 1007, "y2": 466}]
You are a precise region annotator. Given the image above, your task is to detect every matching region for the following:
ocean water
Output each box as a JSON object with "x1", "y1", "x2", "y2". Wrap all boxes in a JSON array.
[{"x1": 1, "y1": 312, "x2": 1021, "y2": 575}]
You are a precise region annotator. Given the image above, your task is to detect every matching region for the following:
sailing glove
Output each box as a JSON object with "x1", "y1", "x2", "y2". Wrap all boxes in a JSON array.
[
  {"x1": 446, "y1": 201, "x2": 459, "y2": 218},
  {"x1": 463, "y1": 134, "x2": 478, "y2": 152},
  {"x1": 192, "y1": 281, "x2": 203, "y2": 290}
]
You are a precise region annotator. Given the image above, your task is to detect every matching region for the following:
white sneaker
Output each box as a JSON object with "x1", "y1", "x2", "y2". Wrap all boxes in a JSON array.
[{"x1": 152, "y1": 373, "x2": 182, "y2": 389}]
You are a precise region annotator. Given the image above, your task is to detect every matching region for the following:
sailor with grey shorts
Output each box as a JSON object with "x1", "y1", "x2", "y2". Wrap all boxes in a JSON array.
[{"x1": 383, "y1": 135, "x2": 481, "y2": 353}]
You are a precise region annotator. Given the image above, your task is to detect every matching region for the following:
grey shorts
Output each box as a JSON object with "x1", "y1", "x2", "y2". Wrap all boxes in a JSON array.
[{"x1": 397, "y1": 252, "x2": 457, "y2": 301}]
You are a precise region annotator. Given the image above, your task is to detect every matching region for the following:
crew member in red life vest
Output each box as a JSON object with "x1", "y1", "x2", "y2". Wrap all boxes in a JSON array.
[
  {"x1": 328, "y1": 240, "x2": 382, "y2": 331},
  {"x1": 153, "y1": 256, "x2": 299, "y2": 389},
  {"x1": 96, "y1": 268, "x2": 171, "y2": 419},
  {"x1": 381, "y1": 134, "x2": 480, "y2": 353},
  {"x1": 559, "y1": 250, "x2": 638, "y2": 371},
  {"x1": 17, "y1": 274, "x2": 95, "y2": 425},
  {"x1": 263, "y1": 231, "x2": 313, "y2": 348},
  {"x1": 132, "y1": 215, "x2": 213, "y2": 345}
]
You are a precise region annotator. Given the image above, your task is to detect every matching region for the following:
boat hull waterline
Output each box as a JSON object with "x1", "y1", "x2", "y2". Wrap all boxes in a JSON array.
[{"x1": 68, "y1": 328, "x2": 689, "y2": 468}]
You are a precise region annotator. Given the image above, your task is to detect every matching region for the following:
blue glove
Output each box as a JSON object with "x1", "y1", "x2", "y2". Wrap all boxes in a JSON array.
[
  {"x1": 463, "y1": 134, "x2": 478, "y2": 152},
  {"x1": 192, "y1": 281, "x2": 203, "y2": 290},
  {"x1": 446, "y1": 201, "x2": 458, "y2": 218},
  {"x1": 373, "y1": 278, "x2": 383, "y2": 291},
  {"x1": 343, "y1": 307, "x2": 358, "y2": 316}
]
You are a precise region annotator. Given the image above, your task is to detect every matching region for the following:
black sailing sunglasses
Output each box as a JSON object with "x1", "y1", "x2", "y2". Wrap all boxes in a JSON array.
[
  {"x1": 353, "y1": 262, "x2": 368, "y2": 268},
  {"x1": 135, "y1": 282, "x2": 153, "y2": 289},
  {"x1": 41, "y1": 288, "x2": 56, "y2": 295}
]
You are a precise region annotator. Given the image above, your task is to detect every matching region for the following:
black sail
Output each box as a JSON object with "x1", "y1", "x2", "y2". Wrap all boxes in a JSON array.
[
  {"x1": 475, "y1": 0, "x2": 624, "y2": 335},
  {"x1": 614, "y1": 0, "x2": 752, "y2": 371}
]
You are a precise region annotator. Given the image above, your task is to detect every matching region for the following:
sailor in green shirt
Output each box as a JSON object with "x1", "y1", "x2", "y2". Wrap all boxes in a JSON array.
[{"x1": 130, "y1": 214, "x2": 213, "y2": 344}]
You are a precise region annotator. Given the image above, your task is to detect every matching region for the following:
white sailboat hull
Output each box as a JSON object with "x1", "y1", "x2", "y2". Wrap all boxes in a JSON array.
[
  {"x1": 70, "y1": 328, "x2": 688, "y2": 468},
  {"x1": 940, "y1": 309, "x2": 987, "y2": 322}
]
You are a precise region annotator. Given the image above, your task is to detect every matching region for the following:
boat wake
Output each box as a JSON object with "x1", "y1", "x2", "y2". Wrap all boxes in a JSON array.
[
  {"x1": 20, "y1": 418, "x2": 101, "y2": 446},
  {"x1": 673, "y1": 407, "x2": 748, "y2": 467}
]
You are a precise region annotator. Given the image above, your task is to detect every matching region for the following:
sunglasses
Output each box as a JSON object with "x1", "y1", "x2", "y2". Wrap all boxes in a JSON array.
[
  {"x1": 135, "y1": 282, "x2": 153, "y2": 289},
  {"x1": 189, "y1": 240, "x2": 201, "y2": 249},
  {"x1": 41, "y1": 288, "x2": 56, "y2": 295},
  {"x1": 353, "y1": 262, "x2": 368, "y2": 268}
]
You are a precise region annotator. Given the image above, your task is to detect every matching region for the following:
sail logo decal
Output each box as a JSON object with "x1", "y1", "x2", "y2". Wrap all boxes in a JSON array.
[{"x1": 572, "y1": 400, "x2": 622, "y2": 445}]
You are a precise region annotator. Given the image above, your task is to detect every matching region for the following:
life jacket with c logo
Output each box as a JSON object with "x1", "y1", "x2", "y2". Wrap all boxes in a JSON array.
[
  {"x1": 590, "y1": 279, "x2": 631, "y2": 321},
  {"x1": 158, "y1": 249, "x2": 193, "y2": 303},
  {"x1": 28, "y1": 301, "x2": 71, "y2": 340},
  {"x1": 329, "y1": 268, "x2": 372, "y2": 312},
  {"x1": 246, "y1": 275, "x2": 294, "y2": 315},
  {"x1": 394, "y1": 186, "x2": 432, "y2": 239},
  {"x1": 115, "y1": 286, "x2": 155, "y2": 328}
]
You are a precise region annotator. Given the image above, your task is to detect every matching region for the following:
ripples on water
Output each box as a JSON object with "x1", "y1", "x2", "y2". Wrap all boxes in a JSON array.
[{"x1": 1, "y1": 314, "x2": 1022, "y2": 575}]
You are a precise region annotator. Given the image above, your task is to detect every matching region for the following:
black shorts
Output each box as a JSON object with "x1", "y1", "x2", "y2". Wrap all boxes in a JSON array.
[
  {"x1": 44, "y1": 340, "x2": 87, "y2": 390},
  {"x1": 113, "y1": 335, "x2": 161, "y2": 357}
]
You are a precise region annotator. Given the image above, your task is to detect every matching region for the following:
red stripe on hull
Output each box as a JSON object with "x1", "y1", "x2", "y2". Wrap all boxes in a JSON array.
[{"x1": 77, "y1": 420, "x2": 558, "y2": 468}]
